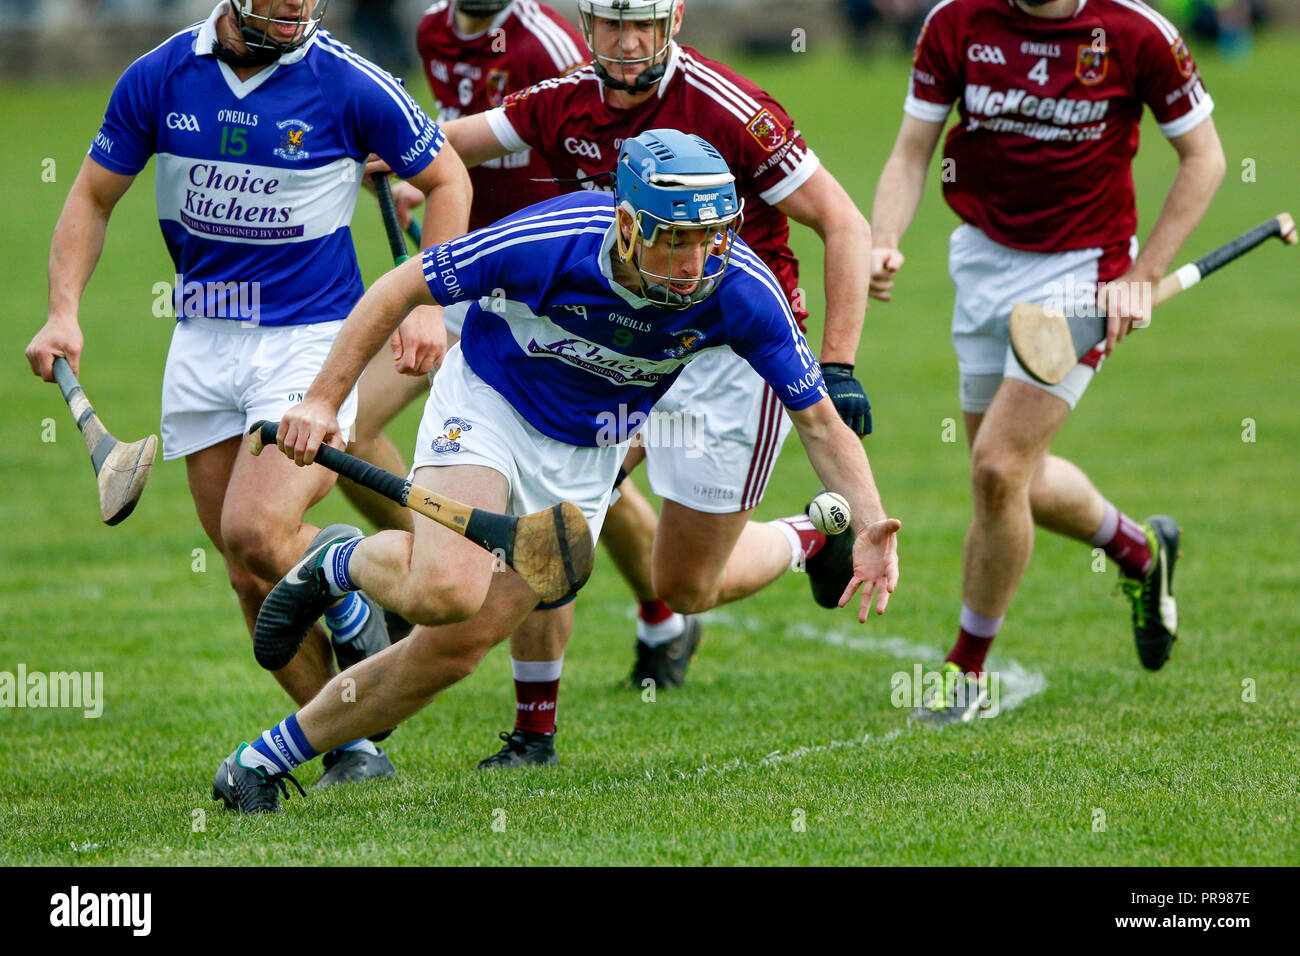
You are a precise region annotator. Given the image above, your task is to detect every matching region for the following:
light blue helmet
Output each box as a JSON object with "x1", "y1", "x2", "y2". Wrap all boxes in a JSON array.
[{"x1": 614, "y1": 129, "x2": 744, "y2": 309}]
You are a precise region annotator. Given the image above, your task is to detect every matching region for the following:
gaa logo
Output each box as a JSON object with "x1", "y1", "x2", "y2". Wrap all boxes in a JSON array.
[
  {"x1": 564, "y1": 137, "x2": 603, "y2": 160},
  {"x1": 967, "y1": 44, "x2": 1007, "y2": 64},
  {"x1": 166, "y1": 112, "x2": 202, "y2": 132}
]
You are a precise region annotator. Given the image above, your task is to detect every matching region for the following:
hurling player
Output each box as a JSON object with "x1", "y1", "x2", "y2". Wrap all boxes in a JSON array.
[
  {"x1": 869, "y1": 0, "x2": 1226, "y2": 722},
  {"x1": 442, "y1": 0, "x2": 877, "y2": 768},
  {"x1": 25, "y1": 0, "x2": 472, "y2": 782},
  {"x1": 211, "y1": 130, "x2": 900, "y2": 812}
]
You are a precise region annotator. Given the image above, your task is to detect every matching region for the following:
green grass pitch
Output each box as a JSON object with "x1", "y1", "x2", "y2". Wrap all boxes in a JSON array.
[{"x1": 1, "y1": 32, "x2": 1297, "y2": 866}]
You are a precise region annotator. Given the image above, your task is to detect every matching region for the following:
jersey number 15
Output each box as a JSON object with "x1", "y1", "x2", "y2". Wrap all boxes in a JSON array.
[{"x1": 220, "y1": 126, "x2": 249, "y2": 157}]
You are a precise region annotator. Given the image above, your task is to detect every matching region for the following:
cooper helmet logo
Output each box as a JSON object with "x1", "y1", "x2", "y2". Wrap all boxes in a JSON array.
[
  {"x1": 564, "y1": 137, "x2": 603, "y2": 160},
  {"x1": 968, "y1": 44, "x2": 1007, "y2": 64},
  {"x1": 166, "y1": 112, "x2": 202, "y2": 132}
]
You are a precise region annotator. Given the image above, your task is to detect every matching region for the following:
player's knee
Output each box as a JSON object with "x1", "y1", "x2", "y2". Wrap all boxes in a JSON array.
[
  {"x1": 659, "y1": 580, "x2": 718, "y2": 616},
  {"x1": 402, "y1": 577, "x2": 485, "y2": 626},
  {"x1": 970, "y1": 448, "x2": 1027, "y2": 506},
  {"x1": 220, "y1": 520, "x2": 282, "y2": 582}
]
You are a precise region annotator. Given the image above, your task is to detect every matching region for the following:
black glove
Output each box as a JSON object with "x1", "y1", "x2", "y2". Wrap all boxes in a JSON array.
[{"x1": 821, "y1": 362, "x2": 872, "y2": 437}]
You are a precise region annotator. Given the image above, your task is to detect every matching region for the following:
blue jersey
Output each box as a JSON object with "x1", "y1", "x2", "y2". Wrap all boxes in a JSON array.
[
  {"x1": 422, "y1": 192, "x2": 827, "y2": 446},
  {"x1": 90, "y1": 5, "x2": 446, "y2": 327}
]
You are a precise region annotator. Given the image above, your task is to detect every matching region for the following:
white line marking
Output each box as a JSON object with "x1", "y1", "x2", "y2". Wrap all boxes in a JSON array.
[{"x1": 523, "y1": 607, "x2": 1049, "y2": 795}]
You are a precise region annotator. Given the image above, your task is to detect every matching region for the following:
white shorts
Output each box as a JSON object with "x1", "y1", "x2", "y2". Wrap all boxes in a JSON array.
[
  {"x1": 411, "y1": 345, "x2": 626, "y2": 543},
  {"x1": 644, "y1": 347, "x2": 793, "y2": 514},
  {"x1": 160, "y1": 317, "x2": 359, "y2": 461},
  {"x1": 949, "y1": 224, "x2": 1133, "y2": 413}
]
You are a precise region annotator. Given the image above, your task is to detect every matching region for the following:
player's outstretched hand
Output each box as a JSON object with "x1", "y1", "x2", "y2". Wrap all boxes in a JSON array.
[
  {"x1": 276, "y1": 398, "x2": 343, "y2": 467},
  {"x1": 392, "y1": 305, "x2": 446, "y2": 375},
  {"x1": 869, "y1": 248, "x2": 905, "y2": 302},
  {"x1": 840, "y1": 517, "x2": 902, "y2": 622},
  {"x1": 26, "y1": 319, "x2": 84, "y2": 382}
]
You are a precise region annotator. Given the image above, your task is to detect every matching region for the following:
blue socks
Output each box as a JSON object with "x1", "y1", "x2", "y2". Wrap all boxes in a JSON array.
[
  {"x1": 324, "y1": 590, "x2": 370, "y2": 644},
  {"x1": 320, "y1": 537, "x2": 363, "y2": 596},
  {"x1": 247, "y1": 714, "x2": 319, "y2": 773}
]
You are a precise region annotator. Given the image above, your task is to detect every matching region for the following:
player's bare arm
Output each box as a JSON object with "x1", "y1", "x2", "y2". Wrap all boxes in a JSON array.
[
  {"x1": 775, "y1": 166, "x2": 872, "y2": 365},
  {"x1": 442, "y1": 112, "x2": 514, "y2": 168},
  {"x1": 26, "y1": 157, "x2": 135, "y2": 381},
  {"x1": 868, "y1": 115, "x2": 944, "y2": 302},
  {"x1": 1099, "y1": 117, "x2": 1227, "y2": 354},
  {"x1": 787, "y1": 396, "x2": 901, "y2": 619},
  {"x1": 279, "y1": 257, "x2": 434, "y2": 465},
  {"x1": 382, "y1": 145, "x2": 473, "y2": 374}
]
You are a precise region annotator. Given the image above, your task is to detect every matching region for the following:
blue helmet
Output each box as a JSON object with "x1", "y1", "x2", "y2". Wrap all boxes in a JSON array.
[{"x1": 614, "y1": 129, "x2": 744, "y2": 309}]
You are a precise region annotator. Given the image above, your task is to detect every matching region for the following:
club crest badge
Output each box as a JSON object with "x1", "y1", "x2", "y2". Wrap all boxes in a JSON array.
[
  {"x1": 431, "y1": 416, "x2": 471, "y2": 453},
  {"x1": 274, "y1": 118, "x2": 313, "y2": 161},
  {"x1": 666, "y1": 328, "x2": 705, "y2": 359},
  {"x1": 1171, "y1": 36, "x2": 1196, "y2": 78},
  {"x1": 746, "y1": 108, "x2": 787, "y2": 152},
  {"x1": 1075, "y1": 45, "x2": 1108, "y2": 86},
  {"x1": 486, "y1": 69, "x2": 510, "y2": 108}
]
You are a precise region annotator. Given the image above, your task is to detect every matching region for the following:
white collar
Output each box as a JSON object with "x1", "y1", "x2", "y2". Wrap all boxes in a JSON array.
[{"x1": 194, "y1": 1, "x2": 319, "y2": 67}]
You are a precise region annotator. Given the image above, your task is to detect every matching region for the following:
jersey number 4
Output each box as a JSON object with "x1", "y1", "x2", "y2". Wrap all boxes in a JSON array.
[{"x1": 1028, "y1": 58, "x2": 1050, "y2": 87}]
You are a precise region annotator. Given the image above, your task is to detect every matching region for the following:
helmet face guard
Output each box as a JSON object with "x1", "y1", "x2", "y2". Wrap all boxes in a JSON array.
[
  {"x1": 226, "y1": 0, "x2": 328, "y2": 64},
  {"x1": 615, "y1": 130, "x2": 743, "y2": 310},
  {"x1": 577, "y1": 0, "x2": 678, "y2": 94},
  {"x1": 455, "y1": 0, "x2": 513, "y2": 16},
  {"x1": 615, "y1": 210, "x2": 744, "y2": 309}
]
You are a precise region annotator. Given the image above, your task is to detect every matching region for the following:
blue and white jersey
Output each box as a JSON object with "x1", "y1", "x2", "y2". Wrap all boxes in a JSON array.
[
  {"x1": 90, "y1": 4, "x2": 446, "y2": 327},
  {"x1": 422, "y1": 192, "x2": 827, "y2": 447}
]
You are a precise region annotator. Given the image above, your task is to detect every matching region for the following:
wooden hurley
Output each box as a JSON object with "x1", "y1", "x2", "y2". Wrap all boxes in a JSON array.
[
  {"x1": 1011, "y1": 213, "x2": 1297, "y2": 386},
  {"x1": 247, "y1": 420, "x2": 593, "y2": 604},
  {"x1": 52, "y1": 357, "x2": 158, "y2": 525}
]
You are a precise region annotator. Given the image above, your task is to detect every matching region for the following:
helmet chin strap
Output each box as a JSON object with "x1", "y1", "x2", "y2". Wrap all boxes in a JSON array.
[
  {"x1": 594, "y1": 59, "x2": 667, "y2": 94},
  {"x1": 211, "y1": 37, "x2": 282, "y2": 67}
]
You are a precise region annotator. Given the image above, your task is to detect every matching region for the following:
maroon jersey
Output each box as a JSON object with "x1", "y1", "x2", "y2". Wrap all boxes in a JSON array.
[
  {"x1": 907, "y1": 0, "x2": 1213, "y2": 267},
  {"x1": 417, "y1": 0, "x2": 587, "y2": 230},
  {"x1": 484, "y1": 44, "x2": 819, "y2": 323}
]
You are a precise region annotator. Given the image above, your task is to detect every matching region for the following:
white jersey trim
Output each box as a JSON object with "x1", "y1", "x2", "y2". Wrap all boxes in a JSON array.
[
  {"x1": 904, "y1": 94, "x2": 952, "y2": 123},
  {"x1": 451, "y1": 206, "x2": 615, "y2": 262},
  {"x1": 485, "y1": 106, "x2": 529, "y2": 152},
  {"x1": 455, "y1": 226, "x2": 611, "y2": 270},
  {"x1": 315, "y1": 34, "x2": 424, "y2": 135},
  {"x1": 681, "y1": 51, "x2": 759, "y2": 121},
  {"x1": 1158, "y1": 93, "x2": 1214, "y2": 138},
  {"x1": 681, "y1": 74, "x2": 749, "y2": 124},
  {"x1": 516, "y1": 0, "x2": 585, "y2": 72},
  {"x1": 729, "y1": 245, "x2": 818, "y2": 373},
  {"x1": 759, "y1": 145, "x2": 820, "y2": 207},
  {"x1": 1110, "y1": 0, "x2": 1179, "y2": 44}
]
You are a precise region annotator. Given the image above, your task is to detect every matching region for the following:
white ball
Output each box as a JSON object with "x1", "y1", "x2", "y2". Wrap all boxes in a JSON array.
[{"x1": 808, "y1": 492, "x2": 851, "y2": 535}]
